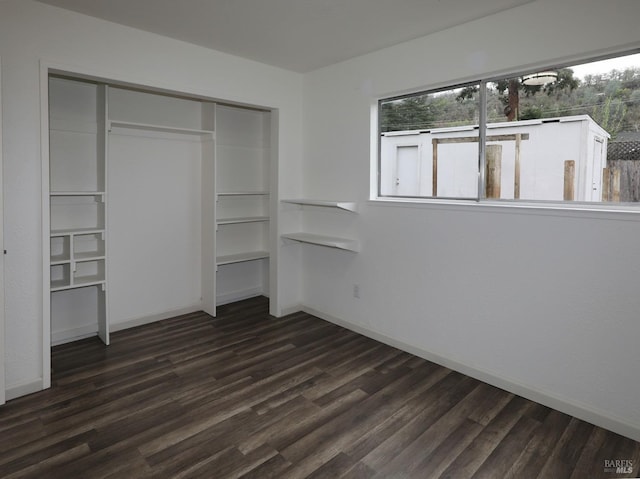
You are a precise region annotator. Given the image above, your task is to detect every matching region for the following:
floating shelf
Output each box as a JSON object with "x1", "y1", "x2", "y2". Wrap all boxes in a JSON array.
[
  {"x1": 216, "y1": 251, "x2": 270, "y2": 266},
  {"x1": 109, "y1": 120, "x2": 214, "y2": 137},
  {"x1": 281, "y1": 232, "x2": 359, "y2": 252},
  {"x1": 217, "y1": 216, "x2": 270, "y2": 225},
  {"x1": 281, "y1": 199, "x2": 357, "y2": 212}
]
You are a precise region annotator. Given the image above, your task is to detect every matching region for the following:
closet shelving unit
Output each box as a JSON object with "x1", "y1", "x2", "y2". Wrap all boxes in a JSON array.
[
  {"x1": 217, "y1": 192, "x2": 270, "y2": 227},
  {"x1": 280, "y1": 199, "x2": 359, "y2": 252},
  {"x1": 48, "y1": 77, "x2": 109, "y2": 345},
  {"x1": 214, "y1": 104, "x2": 271, "y2": 302},
  {"x1": 46, "y1": 75, "x2": 275, "y2": 349},
  {"x1": 215, "y1": 191, "x2": 270, "y2": 266}
]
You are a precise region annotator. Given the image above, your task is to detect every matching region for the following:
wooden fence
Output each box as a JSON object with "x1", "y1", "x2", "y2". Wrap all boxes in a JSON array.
[
  {"x1": 603, "y1": 160, "x2": 640, "y2": 202},
  {"x1": 564, "y1": 162, "x2": 623, "y2": 202},
  {"x1": 603, "y1": 141, "x2": 640, "y2": 202}
]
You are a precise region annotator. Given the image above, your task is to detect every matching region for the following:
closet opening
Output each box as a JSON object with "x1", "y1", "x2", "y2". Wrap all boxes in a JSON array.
[{"x1": 44, "y1": 71, "x2": 274, "y2": 382}]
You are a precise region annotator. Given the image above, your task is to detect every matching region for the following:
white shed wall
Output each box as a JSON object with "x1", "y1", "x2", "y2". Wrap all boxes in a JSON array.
[{"x1": 381, "y1": 116, "x2": 609, "y2": 201}]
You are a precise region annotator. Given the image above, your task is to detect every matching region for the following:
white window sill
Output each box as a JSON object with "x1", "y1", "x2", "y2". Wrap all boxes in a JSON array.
[{"x1": 368, "y1": 197, "x2": 640, "y2": 221}]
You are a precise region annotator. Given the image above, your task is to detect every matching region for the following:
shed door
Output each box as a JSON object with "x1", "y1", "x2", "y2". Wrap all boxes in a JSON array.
[
  {"x1": 394, "y1": 145, "x2": 420, "y2": 196},
  {"x1": 592, "y1": 138, "x2": 604, "y2": 201}
]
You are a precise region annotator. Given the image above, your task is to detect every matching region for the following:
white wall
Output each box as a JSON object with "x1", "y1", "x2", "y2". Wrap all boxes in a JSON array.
[
  {"x1": 301, "y1": 0, "x2": 640, "y2": 440},
  {"x1": 3, "y1": 0, "x2": 640, "y2": 444},
  {"x1": 0, "y1": 0, "x2": 303, "y2": 396},
  {"x1": 0, "y1": 57, "x2": 5, "y2": 405}
]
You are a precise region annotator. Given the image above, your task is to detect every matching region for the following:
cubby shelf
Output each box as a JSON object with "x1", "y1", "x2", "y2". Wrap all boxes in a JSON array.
[
  {"x1": 50, "y1": 279, "x2": 71, "y2": 291},
  {"x1": 51, "y1": 277, "x2": 106, "y2": 292},
  {"x1": 281, "y1": 199, "x2": 357, "y2": 212},
  {"x1": 217, "y1": 216, "x2": 269, "y2": 225},
  {"x1": 281, "y1": 232, "x2": 359, "y2": 252},
  {"x1": 50, "y1": 256, "x2": 71, "y2": 265},
  {"x1": 216, "y1": 251, "x2": 270, "y2": 266}
]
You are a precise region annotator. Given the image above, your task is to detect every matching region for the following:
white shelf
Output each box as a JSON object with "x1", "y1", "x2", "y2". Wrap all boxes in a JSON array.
[
  {"x1": 50, "y1": 279, "x2": 71, "y2": 291},
  {"x1": 50, "y1": 191, "x2": 105, "y2": 197},
  {"x1": 51, "y1": 227, "x2": 105, "y2": 237},
  {"x1": 74, "y1": 275, "x2": 106, "y2": 288},
  {"x1": 74, "y1": 253, "x2": 106, "y2": 262},
  {"x1": 51, "y1": 277, "x2": 105, "y2": 292},
  {"x1": 281, "y1": 199, "x2": 357, "y2": 212},
  {"x1": 217, "y1": 216, "x2": 269, "y2": 225},
  {"x1": 50, "y1": 255, "x2": 71, "y2": 265},
  {"x1": 216, "y1": 251, "x2": 270, "y2": 266},
  {"x1": 281, "y1": 233, "x2": 359, "y2": 252},
  {"x1": 109, "y1": 120, "x2": 214, "y2": 137},
  {"x1": 52, "y1": 253, "x2": 104, "y2": 263},
  {"x1": 217, "y1": 191, "x2": 270, "y2": 197}
]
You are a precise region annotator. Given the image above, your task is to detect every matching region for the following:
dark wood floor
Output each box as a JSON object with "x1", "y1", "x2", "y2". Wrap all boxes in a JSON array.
[{"x1": 1, "y1": 297, "x2": 639, "y2": 478}]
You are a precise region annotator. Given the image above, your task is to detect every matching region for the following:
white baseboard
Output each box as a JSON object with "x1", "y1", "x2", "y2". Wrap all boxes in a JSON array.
[
  {"x1": 278, "y1": 304, "x2": 303, "y2": 317},
  {"x1": 51, "y1": 323, "x2": 98, "y2": 346},
  {"x1": 216, "y1": 287, "x2": 264, "y2": 306},
  {"x1": 6, "y1": 378, "x2": 45, "y2": 401},
  {"x1": 302, "y1": 306, "x2": 640, "y2": 443},
  {"x1": 110, "y1": 304, "x2": 202, "y2": 332}
]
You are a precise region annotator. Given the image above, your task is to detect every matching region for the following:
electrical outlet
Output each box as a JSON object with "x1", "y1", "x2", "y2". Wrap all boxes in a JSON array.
[{"x1": 353, "y1": 284, "x2": 360, "y2": 298}]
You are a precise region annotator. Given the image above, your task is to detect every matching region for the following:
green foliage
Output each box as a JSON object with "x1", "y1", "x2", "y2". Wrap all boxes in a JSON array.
[
  {"x1": 381, "y1": 66, "x2": 640, "y2": 138},
  {"x1": 520, "y1": 106, "x2": 543, "y2": 120},
  {"x1": 592, "y1": 96, "x2": 627, "y2": 139},
  {"x1": 380, "y1": 95, "x2": 435, "y2": 132},
  {"x1": 380, "y1": 89, "x2": 479, "y2": 131}
]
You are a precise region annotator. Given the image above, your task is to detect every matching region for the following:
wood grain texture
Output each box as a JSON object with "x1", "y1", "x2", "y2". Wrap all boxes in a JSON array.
[{"x1": 0, "y1": 296, "x2": 638, "y2": 478}]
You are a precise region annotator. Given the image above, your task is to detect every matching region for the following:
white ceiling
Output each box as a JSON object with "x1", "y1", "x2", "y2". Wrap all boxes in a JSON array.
[{"x1": 37, "y1": 0, "x2": 535, "y2": 73}]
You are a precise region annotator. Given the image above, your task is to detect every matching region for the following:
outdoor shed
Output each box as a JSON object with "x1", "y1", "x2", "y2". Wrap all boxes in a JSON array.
[{"x1": 381, "y1": 115, "x2": 610, "y2": 202}]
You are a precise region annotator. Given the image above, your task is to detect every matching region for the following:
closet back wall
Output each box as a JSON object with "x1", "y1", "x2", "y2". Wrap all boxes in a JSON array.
[{"x1": 108, "y1": 88, "x2": 204, "y2": 325}]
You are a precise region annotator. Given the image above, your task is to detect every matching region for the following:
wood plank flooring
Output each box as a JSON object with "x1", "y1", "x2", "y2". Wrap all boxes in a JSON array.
[{"x1": 1, "y1": 296, "x2": 639, "y2": 478}]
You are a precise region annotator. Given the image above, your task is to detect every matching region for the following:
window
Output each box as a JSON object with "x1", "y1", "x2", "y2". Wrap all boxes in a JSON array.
[{"x1": 378, "y1": 51, "x2": 640, "y2": 205}]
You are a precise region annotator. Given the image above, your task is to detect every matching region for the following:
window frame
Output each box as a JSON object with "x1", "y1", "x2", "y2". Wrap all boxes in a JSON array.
[
  {"x1": 375, "y1": 49, "x2": 640, "y2": 212},
  {"x1": 378, "y1": 80, "x2": 484, "y2": 202}
]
